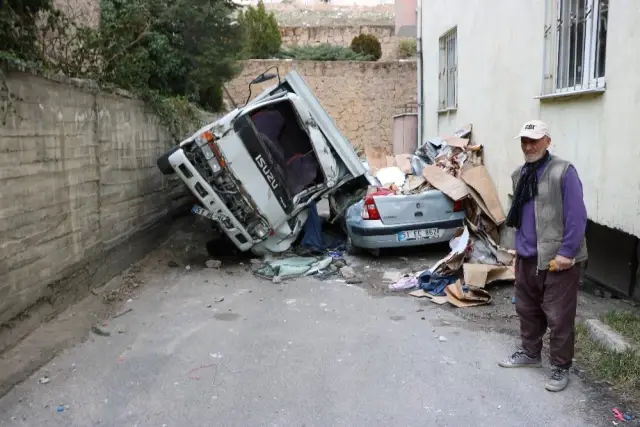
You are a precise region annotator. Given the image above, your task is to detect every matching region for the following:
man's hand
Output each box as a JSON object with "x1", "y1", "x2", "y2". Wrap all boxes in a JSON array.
[{"x1": 553, "y1": 255, "x2": 574, "y2": 271}]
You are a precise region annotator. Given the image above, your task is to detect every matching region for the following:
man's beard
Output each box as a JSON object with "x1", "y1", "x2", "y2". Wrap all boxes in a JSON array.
[{"x1": 525, "y1": 150, "x2": 547, "y2": 163}]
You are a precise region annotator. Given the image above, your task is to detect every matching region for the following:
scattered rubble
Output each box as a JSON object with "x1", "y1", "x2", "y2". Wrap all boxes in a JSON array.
[
  {"x1": 340, "y1": 266, "x2": 356, "y2": 280},
  {"x1": 206, "y1": 259, "x2": 222, "y2": 269},
  {"x1": 91, "y1": 324, "x2": 111, "y2": 337}
]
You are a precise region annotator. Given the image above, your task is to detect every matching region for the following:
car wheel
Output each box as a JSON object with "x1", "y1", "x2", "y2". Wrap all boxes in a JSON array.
[
  {"x1": 157, "y1": 146, "x2": 179, "y2": 175},
  {"x1": 345, "y1": 235, "x2": 362, "y2": 256}
]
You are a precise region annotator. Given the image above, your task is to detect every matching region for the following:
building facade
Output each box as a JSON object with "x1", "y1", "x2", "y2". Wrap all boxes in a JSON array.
[{"x1": 419, "y1": 0, "x2": 640, "y2": 297}]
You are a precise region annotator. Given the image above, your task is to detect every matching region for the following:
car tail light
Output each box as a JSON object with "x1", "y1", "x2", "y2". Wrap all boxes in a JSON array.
[
  {"x1": 362, "y1": 196, "x2": 381, "y2": 220},
  {"x1": 453, "y1": 200, "x2": 464, "y2": 212}
]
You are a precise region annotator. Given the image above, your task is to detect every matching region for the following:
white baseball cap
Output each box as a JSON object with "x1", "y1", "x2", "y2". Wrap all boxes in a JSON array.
[{"x1": 515, "y1": 120, "x2": 551, "y2": 140}]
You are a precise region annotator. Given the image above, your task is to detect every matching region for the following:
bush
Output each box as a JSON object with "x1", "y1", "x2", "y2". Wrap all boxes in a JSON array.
[
  {"x1": 397, "y1": 38, "x2": 417, "y2": 59},
  {"x1": 350, "y1": 34, "x2": 382, "y2": 61},
  {"x1": 238, "y1": 0, "x2": 281, "y2": 59},
  {"x1": 277, "y1": 44, "x2": 372, "y2": 61}
]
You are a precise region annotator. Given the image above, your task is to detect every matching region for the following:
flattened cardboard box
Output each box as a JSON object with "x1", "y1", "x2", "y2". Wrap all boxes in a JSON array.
[
  {"x1": 421, "y1": 165, "x2": 469, "y2": 201},
  {"x1": 445, "y1": 280, "x2": 492, "y2": 308},
  {"x1": 461, "y1": 166, "x2": 505, "y2": 225},
  {"x1": 462, "y1": 264, "x2": 515, "y2": 289}
]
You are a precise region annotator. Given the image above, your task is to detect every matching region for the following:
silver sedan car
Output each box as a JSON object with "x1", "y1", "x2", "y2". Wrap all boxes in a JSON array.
[{"x1": 344, "y1": 188, "x2": 465, "y2": 255}]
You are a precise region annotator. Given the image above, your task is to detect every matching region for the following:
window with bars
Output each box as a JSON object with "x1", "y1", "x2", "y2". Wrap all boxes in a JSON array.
[
  {"x1": 438, "y1": 27, "x2": 458, "y2": 110},
  {"x1": 542, "y1": 0, "x2": 608, "y2": 95}
]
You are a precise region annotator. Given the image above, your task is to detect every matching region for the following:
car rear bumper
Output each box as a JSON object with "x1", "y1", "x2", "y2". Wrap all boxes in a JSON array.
[{"x1": 348, "y1": 217, "x2": 464, "y2": 249}]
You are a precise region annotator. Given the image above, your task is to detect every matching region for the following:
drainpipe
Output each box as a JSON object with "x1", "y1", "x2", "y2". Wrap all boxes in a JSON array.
[{"x1": 416, "y1": 0, "x2": 423, "y2": 149}]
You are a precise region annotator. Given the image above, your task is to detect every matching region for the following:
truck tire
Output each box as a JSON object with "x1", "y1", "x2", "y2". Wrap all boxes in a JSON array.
[{"x1": 157, "y1": 146, "x2": 179, "y2": 175}]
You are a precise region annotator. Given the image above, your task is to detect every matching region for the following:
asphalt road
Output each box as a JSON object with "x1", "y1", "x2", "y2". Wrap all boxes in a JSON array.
[{"x1": 0, "y1": 252, "x2": 603, "y2": 427}]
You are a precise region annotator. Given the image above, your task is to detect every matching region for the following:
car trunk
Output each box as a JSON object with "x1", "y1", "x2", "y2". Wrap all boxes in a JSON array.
[{"x1": 373, "y1": 190, "x2": 455, "y2": 226}]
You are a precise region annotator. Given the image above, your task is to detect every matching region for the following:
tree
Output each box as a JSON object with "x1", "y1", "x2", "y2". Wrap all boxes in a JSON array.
[
  {"x1": 89, "y1": 0, "x2": 244, "y2": 111},
  {"x1": 0, "y1": 0, "x2": 60, "y2": 60},
  {"x1": 237, "y1": 0, "x2": 281, "y2": 59}
]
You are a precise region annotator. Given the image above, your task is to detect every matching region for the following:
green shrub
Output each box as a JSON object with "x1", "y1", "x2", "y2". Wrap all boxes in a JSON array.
[
  {"x1": 237, "y1": 0, "x2": 282, "y2": 59},
  {"x1": 397, "y1": 38, "x2": 417, "y2": 58},
  {"x1": 277, "y1": 44, "x2": 372, "y2": 61},
  {"x1": 350, "y1": 34, "x2": 382, "y2": 61}
]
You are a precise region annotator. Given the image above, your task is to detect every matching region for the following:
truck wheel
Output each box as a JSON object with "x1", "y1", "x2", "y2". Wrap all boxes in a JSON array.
[{"x1": 157, "y1": 146, "x2": 179, "y2": 175}]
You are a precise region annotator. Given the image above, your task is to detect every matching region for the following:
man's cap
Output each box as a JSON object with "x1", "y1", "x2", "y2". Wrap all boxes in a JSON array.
[{"x1": 515, "y1": 120, "x2": 550, "y2": 140}]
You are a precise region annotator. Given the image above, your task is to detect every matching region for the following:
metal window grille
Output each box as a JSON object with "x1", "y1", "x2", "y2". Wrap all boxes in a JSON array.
[
  {"x1": 542, "y1": 0, "x2": 608, "y2": 95},
  {"x1": 438, "y1": 27, "x2": 458, "y2": 110}
]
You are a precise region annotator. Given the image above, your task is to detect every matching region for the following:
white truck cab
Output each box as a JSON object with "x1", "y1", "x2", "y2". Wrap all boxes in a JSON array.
[{"x1": 156, "y1": 70, "x2": 368, "y2": 255}]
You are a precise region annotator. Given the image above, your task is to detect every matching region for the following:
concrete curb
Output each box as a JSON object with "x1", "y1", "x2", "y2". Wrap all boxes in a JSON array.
[{"x1": 584, "y1": 318, "x2": 633, "y2": 353}]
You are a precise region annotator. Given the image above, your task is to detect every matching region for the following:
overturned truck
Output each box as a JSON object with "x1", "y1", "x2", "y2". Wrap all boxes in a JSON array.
[{"x1": 156, "y1": 69, "x2": 369, "y2": 255}]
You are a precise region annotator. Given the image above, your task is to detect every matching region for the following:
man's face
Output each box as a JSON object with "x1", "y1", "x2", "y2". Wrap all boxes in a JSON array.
[{"x1": 520, "y1": 136, "x2": 550, "y2": 163}]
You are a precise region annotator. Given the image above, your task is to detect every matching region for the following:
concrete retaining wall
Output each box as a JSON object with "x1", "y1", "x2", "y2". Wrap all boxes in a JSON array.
[{"x1": 0, "y1": 70, "x2": 193, "y2": 353}]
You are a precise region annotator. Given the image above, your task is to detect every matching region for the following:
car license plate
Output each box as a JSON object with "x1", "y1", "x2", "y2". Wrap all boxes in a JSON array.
[
  {"x1": 191, "y1": 205, "x2": 216, "y2": 220},
  {"x1": 397, "y1": 228, "x2": 440, "y2": 241}
]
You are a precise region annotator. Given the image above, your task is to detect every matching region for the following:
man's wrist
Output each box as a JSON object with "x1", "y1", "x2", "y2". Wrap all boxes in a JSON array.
[{"x1": 556, "y1": 247, "x2": 576, "y2": 259}]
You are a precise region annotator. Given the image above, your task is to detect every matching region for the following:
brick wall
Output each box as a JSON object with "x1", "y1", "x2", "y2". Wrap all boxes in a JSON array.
[
  {"x1": 280, "y1": 25, "x2": 398, "y2": 60},
  {"x1": 0, "y1": 71, "x2": 196, "y2": 352},
  {"x1": 226, "y1": 59, "x2": 417, "y2": 158}
]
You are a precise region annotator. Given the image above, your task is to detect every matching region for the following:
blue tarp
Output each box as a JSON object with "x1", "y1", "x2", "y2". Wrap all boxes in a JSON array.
[
  {"x1": 300, "y1": 202, "x2": 344, "y2": 252},
  {"x1": 418, "y1": 271, "x2": 458, "y2": 297}
]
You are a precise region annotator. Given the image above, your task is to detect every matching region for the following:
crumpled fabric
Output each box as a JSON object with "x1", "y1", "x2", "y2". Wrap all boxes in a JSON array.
[
  {"x1": 301, "y1": 202, "x2": 344, "y2": 252},
  {"x1": 254, "y1": 256, "x2": 334, "y2": 279},
  {"x1": 389, "y1": 276, "x2": 419, "y2": 291},
  {"x1": 254, "y1": 257, "x2": 318, "y2": 279},
  {"x1": 418, "y1": 271, "x2": 458, "y2": 296}
]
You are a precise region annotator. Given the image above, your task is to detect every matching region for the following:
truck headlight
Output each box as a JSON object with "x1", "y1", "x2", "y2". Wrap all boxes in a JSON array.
[{"x1": 200, "y1": 145, "x2": 222, "y2": 174}]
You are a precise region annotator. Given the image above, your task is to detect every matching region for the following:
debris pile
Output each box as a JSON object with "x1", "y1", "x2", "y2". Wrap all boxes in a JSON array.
[{"x1": 368, "y1": 124, "x2": 517, "y2": 308}]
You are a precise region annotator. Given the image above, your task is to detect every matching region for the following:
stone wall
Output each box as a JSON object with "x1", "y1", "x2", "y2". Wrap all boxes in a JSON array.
[
  {"x1": 279, "y1": 25, "x2": 398, "y2": 60},
  {"x1": 54, "y1": 0, "x2": 101, "y2": 28},
  {"x1": 0, "y1": 71, "x2": 192, "y2": 352},
  {"x1": 226, "y1": 59, "x2": 417, "y2": 158}
]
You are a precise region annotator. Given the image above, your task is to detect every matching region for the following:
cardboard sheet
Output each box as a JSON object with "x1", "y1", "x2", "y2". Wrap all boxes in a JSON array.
[
  {"x1": 429, "y1": 226, "x2": 469, "y2": 274},
  {"x1": 421, "y1": 165, "x2": 469, "y2": 201},
  {"x1": 394, "y1": 154, "x2": 413, "y2": 174},
  {"x1": 444, "y1": 136, "x2": 470, "y2": 149},
  {"x1": 365, "y1": 147, "x2": 387, "y2": 173},
  {"x1": 409, "y1": 289, "x2": 449, "y2": 305},
  {"x1": 368, "y1": 152, "x2": 414, "y2": 175},
  {"x1": 462, "y1": 263, "x2": 515, "y2": 289},
  {"x1": 445, "y1": 280, "x2": 492, "y2": 307},
  {"x1": 461, "y1": 166, "x2": 505, "y2": 225}
]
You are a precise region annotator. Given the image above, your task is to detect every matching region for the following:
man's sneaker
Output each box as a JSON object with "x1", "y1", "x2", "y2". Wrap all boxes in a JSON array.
[
  {"x1": 498, "y1": 350, "x2": 542, "y2": 368},
  {"x1": 545, "y1": 367, "x2": 570, "y2": 392}
]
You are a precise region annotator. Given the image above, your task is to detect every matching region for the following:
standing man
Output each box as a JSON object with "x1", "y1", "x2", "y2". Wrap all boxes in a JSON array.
[{"x1": 498, "y1": 120, "x2": 588, "y2": 392}]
